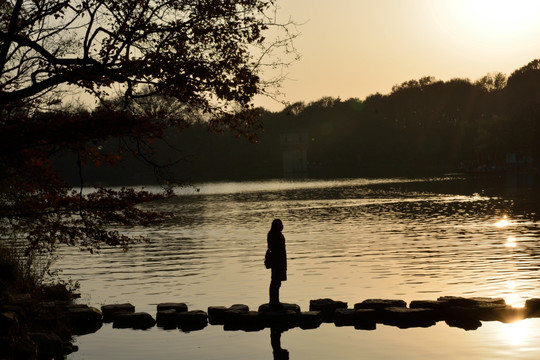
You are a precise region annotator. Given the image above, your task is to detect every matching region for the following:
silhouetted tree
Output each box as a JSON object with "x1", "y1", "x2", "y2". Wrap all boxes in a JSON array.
[
  {"x1": 501, "y1": 60, "x2": 540, "y2": 164},
  {"x1": 476, "y1": 72, "x2": 507, "y2": 93},
  {"x1": 0, "y1": 0, "x2": 297, "y2": 254},
  {"x1": 49, "y1": 58, "x2": 540, "y2": 183}
]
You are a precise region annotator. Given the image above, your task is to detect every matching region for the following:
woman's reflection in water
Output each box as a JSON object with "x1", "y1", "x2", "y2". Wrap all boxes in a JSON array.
[{"x1": 271, "y1": 327, "x2": 289, "y2": 360}]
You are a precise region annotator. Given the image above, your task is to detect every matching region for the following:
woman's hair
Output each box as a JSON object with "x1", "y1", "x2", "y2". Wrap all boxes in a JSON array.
[{"x1": 270, "y1": 219, "x2": 283, "y2": 232}]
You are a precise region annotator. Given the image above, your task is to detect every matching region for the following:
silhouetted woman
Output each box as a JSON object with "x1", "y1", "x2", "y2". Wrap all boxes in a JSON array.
[{"x1": 267, "y1": 219, "x2": 287, "y2": 308}]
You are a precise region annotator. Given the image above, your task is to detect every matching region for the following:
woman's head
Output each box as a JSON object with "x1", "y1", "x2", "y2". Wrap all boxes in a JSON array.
[{"x1": 271, "y1": 219, "x2": 283, "y2": 232}]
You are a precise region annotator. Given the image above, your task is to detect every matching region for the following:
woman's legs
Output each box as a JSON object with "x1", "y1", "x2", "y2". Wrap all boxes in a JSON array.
[{"x1": 269, "y1": 278, "x2": 281, "y2": 306}]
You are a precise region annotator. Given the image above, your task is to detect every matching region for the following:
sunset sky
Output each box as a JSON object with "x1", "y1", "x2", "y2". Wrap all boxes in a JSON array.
[{"x1": 254, "y1": 0, "x2": 540, "y2": 111}]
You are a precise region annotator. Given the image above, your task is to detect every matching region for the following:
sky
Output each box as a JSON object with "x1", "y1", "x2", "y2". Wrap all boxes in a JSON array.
[{"x1": 253, "y1": 0, "x2": 540, "y2": 111}]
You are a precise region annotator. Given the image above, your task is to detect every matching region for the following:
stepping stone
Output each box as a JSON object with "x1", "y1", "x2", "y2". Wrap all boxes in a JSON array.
[
  {"x1": 157, "y1": 303, "x2": 188, "y2": 313},
  {"x1": 409, "y1": 300, "x2": 448, "y2": 320},
  {"x1": 410, "y1": 300, "x2": 446, "y2": 310},
  {"x1": 381, "y1": 307, "x2": 437, "y2": 329},
  {"x1": 113, "y1": 312, "x2": 155, "y2": 330},
  {"x1": 298, "y1": 311, "x2": 323, "y2": 329},
  {"x1": 66, "y1": 306, "x2": 103, "y2": 335},
  {"x1": 525, "y1": 298, "x2": 540, "y2": 317},
  {"x1": 258, "y1": 303, "x2": 301, "y2": 313},
  {"x1": 222, "y1": 305, "x2": 250, "y2": 325},
  {"x1": 309, "y1": 299, "x2": 347, "y2": 321},
  {"x1": 354, "y1": 299, "x2": 407, "y2": 311},
  {"x1": 437, "y1": 296, "x2": 505, "y2": 308},
  {"x1": 208, "y1": 306, "x2": 228, "y2": 325},
  {"x1": 177, "y1": 310, "x2": 208, "y2": 332},
  {"x1": 224, "y1": 311, "x2": 264, "y2": 332},
  {"x1": 260, "y1": 310, "x2": 299, "y2": 329},
  {"x1": 156, "y1": 309, "x2": 178, "y2": 329},
  {"x1": 334, "y1": 308, "x2": 376, "y2": 327},
  {"x1": 101, "y1": 303, "x2": 135, "y2": 323}
]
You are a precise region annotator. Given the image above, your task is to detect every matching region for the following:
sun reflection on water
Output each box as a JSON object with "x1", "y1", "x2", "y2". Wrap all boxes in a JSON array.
[
  {"x1": 505, "y1": 236, "x2": 517, "y2": 248},
  {"x1": 505, "y1": 295, "x2": 526, "y2": 309},
  {"x1": 500, "y1": 319, "x2": 534, "y2": 347},
  {"x1": 495, "y1": 216, "x2": 510, "y2": 228}
]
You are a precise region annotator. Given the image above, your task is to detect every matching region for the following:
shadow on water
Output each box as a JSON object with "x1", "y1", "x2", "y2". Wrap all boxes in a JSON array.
[{"x1": 271, "y1": 327, "x2": 289, "y2": 360}]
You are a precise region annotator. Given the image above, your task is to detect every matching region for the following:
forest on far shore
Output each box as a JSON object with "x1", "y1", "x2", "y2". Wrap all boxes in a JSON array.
[{"x1": 56, "y1": 59, "x2": 540, "y2": 185}]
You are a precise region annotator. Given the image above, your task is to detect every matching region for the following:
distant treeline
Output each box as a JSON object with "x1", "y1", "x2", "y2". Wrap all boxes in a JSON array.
[{"x1": 57, "y1": 59, "x2": 540, "y2": 185}]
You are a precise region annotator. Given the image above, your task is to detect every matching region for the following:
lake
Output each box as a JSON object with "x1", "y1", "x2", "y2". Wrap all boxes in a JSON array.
[{"x1": 57, "y1": 174, "x2": 540, "y2": 359}]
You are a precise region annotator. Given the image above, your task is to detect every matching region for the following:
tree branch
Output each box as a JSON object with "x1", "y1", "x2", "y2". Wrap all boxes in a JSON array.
[
  {"x1": 0, "y1": 73, "x2": 69, "y2": 104},
  {"x1": 0, "y1": 32, "x2": 96, "y2": 66},
  {"x1": 0, "y1": 0, "x2": 24, "y2": 74}
]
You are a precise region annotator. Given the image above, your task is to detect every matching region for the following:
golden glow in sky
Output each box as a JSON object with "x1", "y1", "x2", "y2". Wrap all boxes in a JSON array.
[
  {"x1": 447, "y1": 0, "x2": 540, "y2": 39},
  {"x1": 256, "y1": 0, "x2": 540, "y2": 110}
]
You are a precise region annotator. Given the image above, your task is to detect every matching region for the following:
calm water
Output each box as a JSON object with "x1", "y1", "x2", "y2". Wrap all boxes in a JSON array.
[{"x1": 58, "y1": 175, "x2": 540, "y2": 359}]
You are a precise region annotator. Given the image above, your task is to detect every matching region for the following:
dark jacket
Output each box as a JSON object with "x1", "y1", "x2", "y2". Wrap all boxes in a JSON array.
[{"x1": 267, "y1": 229, "x2": 287, "y2": 281}]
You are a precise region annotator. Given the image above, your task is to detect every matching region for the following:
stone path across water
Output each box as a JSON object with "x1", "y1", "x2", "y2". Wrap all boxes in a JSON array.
[
  {"x1": 73, "y1": 296, "x2": 540, "y2": 333},
  {"x1": 6, "y1": 295, "x2": 540, "y2": 358}
]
